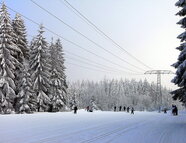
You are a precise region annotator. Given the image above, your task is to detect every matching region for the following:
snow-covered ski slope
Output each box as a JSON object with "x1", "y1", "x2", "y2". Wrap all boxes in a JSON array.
[{"x1": 1, "y1": 110, "x2": 186, "y2": 143}]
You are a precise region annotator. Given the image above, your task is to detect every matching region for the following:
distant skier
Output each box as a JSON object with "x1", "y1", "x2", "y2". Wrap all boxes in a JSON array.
[
  {"x1": 123, "y1": 106, "x2": 126, "y2": 111},
  {"x1": 175, "y1": 105, "x2": 178, "y2": 116},
  {"x1": 163, "y1": 108, "x2": 167, "y2": 114},
  {"x1": 172, "y1": 105, "x2": 178, "y2": 116},
  {"x1": 114, "y1": 106, "x2": 116, "y2": 112},
  {"x1": 131, "y1": 107, "x2": 134, "y2": 114},
  {"x1": 89, "y1": 106, "x2": 93, "y2": 112},
  {"x1": 74, "y1": 106, "x2": 78, "y2": 114},
  {"x1": 86, "y1": 106, "x2": 89, "y2": 112},
  {"x1": 127, "y1": 107, "x2": 130, "y2": 113},
  {"x1": 119, "y1": 106, "x2": 122, "y2": 111}
]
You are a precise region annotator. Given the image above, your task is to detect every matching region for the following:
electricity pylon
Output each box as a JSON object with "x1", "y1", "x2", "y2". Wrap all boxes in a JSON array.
[{"x1": 144, "y1": 70, "x2": 174, "y2": 111}]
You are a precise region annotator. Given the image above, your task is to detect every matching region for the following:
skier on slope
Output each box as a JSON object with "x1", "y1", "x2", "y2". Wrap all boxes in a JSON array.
[
  {"x1": 131, "y1": 107, "x2": 134, "y2": 114},
  {"x1": 114, "y1": 106, "x2": 116, "y2": 112},
  {"x1": 119, "y1": 106, "x2": 122, "y2": 111},
  {"x1": 123, "y1": 106, "x2": 126, "y2": 111},
  {"x1": 86, "y1": 106, "x2": 89, "y2": 112},
  {"x1": 172, "y1": 105, "x2": 178, "y2": 116},
  {"x1": 74, "y1": 106, "x2": 78, "y2": 114},
  {"x1": 127, "y1": 107, "x2": 130, "y2": 113},
  {"x1": 174, "y1": 105, "x2": 178, "y2": 116},
  {"x1": 163, "y1": 108, "x2": 167, "y2": 114}
]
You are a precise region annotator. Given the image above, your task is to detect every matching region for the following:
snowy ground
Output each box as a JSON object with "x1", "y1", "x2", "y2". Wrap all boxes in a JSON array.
[{"x1": 1, "y1": 110, "x2": 186, "y2": 143}]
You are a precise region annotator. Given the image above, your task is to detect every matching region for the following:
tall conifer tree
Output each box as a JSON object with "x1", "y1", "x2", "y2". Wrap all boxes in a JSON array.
[
  {"x1": 29, "y1": 25, "x2": 51, "y2": 112},
  {"x1": 0, "y1": 3, "x2": 20, "y2": 113},
  {"x1": 48, "y1": 39, "x2": 67, "y2": 111},
  {"x1": 171, "y1": 0, "x2": 186, "y2": 105}
]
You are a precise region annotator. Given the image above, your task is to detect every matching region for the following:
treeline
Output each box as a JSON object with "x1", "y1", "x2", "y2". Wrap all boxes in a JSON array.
[
  {"x1": 67, "y1": 79, "x2": 180, "y2": 111},
  {"x1": 0, "y1": 3, "x2": 67, "y2": 114}
]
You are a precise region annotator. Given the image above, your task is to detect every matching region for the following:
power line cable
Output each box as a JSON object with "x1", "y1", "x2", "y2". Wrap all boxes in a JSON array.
[
  {"x1": 66, "y1": 55, "x2": 142, "y2": 75},
  {"x1": 29, "y1": 0, "x2": 146, "y2": 72},
  {"x1": 60, "y1": 0, "x2": 101, "y2": 35},
  {"x1": 65, "y1": 50, "x2": 142, "y2": 74},
  {"x1": 66, "y1": 61, "x2": 143, "y2": 76},
  {"x1": 61, "y1": 0, "x2": 153, "y2": 70},
  {"x1": 66, "y1": 61, "x2": 118, "y2": 74},
  {"x1": 4, "y1": 3, "x2": 143, "y2": 74}
]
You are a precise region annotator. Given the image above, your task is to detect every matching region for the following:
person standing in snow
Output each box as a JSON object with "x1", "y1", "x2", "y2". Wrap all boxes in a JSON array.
[
  {"x1": 131, "y1": 107, "x2": 134, "y2": 114},
  {"x1": 172, "y1": 105, "x2": 177, "y2": 115},
  {"x1": 127, "y1": 107, "x2": 130, "y2": 113},
  {"x1": 86, "y1": 106, "x2": 89, "y2": 112},
  {"x1": 163, "y1": 108, "x2": 167, "y2": 114},
  {"x1": 175, "y1": 105, "x2": 178, "y2": 116},
  {"x1": 114, "y1": 106, "x2": 116, "y2": 112},
  {"x1": 123, "y1": 106, "x2": 126, "y2": 111},
  {"x1": 119, "y1": 106, "x2": 122, "y2": 111},
  {"x1": 74, "y1": 106, "x2": 78, "y2": 114}
]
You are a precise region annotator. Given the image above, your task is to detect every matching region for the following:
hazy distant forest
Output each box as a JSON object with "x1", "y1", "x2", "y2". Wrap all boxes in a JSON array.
[
  {"x1": 68, "y1": 79, "x2": 181, "y2": 111},
  {"x1": 0, "y1": 2, "x2": 182, "y2": 114}
]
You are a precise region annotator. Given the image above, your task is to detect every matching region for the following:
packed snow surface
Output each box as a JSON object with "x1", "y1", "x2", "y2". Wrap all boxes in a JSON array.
[{"x1": 1, "y1": 110, "x2": 186, "y2": 143}]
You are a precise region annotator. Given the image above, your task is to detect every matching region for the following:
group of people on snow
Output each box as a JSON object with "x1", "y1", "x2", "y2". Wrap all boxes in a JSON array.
[
  {"x1": 73, "y1": 104, "x2": 178, "y2": 115},
  {"x1": 114, "y1": 106, "x2": 134, "y2": 114},
  {"x1": 72, "y1": 105, "x2": 94, "y2": 114}
]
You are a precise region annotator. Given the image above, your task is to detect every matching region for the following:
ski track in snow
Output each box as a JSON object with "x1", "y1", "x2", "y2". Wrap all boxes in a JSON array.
[{"x1": 1, "y1": 111, "x2": 186, "y2": 143}]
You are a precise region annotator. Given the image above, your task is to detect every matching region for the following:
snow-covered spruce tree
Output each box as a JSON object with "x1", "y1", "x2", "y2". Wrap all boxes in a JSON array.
[
  {"x1": 16, "y1": 66, "x2": 36, "y2": 113},
  {"x1": 171, "y1": 0, "x2": 186, "y2": 105},
  {"x1": 12, "y1": 14, "x2": 30, "y2": 111},
  {"x1": 0, "y1": 3, "x2": 20, "y2": 114},
  {"x1": 29, "y1": 25, "x2": 51, "y2": 112},
  {"x1": 12, "y1": 14, "x2": 29, "y2": 61},
  {"x1": 48, "y1": 39, "x2": 67, "y2": 112}
]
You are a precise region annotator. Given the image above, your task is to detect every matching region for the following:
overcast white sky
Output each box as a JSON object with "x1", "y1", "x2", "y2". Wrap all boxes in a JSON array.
[{"x1": 5, "y1": 0, "x2": 182, "y2": 89}]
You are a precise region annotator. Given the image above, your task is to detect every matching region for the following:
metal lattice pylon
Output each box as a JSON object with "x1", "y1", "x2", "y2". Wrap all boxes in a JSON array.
[{"x1": 144, "y1": 70, "x2": 174, "y2": 111}]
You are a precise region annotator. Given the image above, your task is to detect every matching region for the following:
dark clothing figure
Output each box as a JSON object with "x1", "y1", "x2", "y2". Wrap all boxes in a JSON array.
[
  {"x1": 86, "y1": 106, "x2": 89, "y2": 112},
  {"x1": 74, "y1": 106, "x2": 78, "y2": 114},
  {"x1": 164, "y1": 108, "x2": 167, "y2": 114},
  {"x1": 172, "y1": 105, "x2": 178, "y2": 116},
  {"x1": 175, "y1": 106, "x2": 178, "y2": 116},
  {"x1": 123, "y1": 106, "x2": 126, "y2": 111},
  {"x1": 131, "y1": 107, "x2": 134, "y2": 114},
  {"x1": 114, "y1": 106, "x2": 116, "y2": 112},
  {"x1": 48, "y1": 104, "x2": 53, "y2": 112},
  {"x1": 119, "y1": 106, "x2": 122, "y2": 111},
  {"x1": 127, "y1": 107, "x2": 130, "y2": 113}
]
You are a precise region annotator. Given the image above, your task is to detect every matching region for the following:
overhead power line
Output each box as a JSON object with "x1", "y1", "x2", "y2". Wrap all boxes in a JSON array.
[
  {"x1": 61, "y1": 0, "x2": 153, "y2": 70},
  {"x1": 29, "y1": 0, "x2": 147, "y2": 72},
  {"x1": 65, "y1": 50, "x2": 142, "y2": 74},
  {"x1": 66, "y1": 61, "x2": 143, "y2": 76},
  {"x1": 3, "y1": 3, "x2": 143, "y2": 74},
  {"x1": 66, "y1": 54, "x2": 143, "y2": 75},
  {"x1": 66, "y1": 61, "x2": 123, "y2": 75}
]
